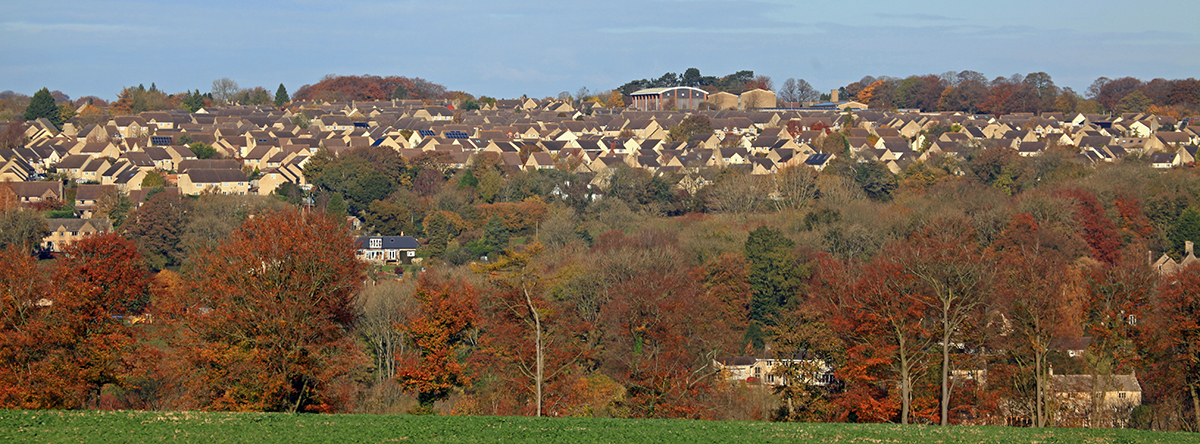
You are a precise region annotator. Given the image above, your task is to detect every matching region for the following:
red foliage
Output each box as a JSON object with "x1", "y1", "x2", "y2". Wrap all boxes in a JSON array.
[
  {"x1": 292, "y1": 74, "x2": 448, "y2": 102},
  {"x1": 395, "y1": 273, "x2": 479, "y2": 408},
  {"x1": 1057, "y1": 188, "x2": 1121, "y2": 264},
  {"x1": 162, "y1": 209, "x2": 367, "y2": 412},
  {"x1": 0, "y1": 237, "x2": 145, "y2": 409}
]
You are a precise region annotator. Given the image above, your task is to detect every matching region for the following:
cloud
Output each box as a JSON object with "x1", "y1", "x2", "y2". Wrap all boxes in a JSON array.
[
  {"x1": 598, "y1": 26, "x2": 821, "y2": 35},
  {"x1": 869, "y1": 12, "x2": 956, "y2": 21}
]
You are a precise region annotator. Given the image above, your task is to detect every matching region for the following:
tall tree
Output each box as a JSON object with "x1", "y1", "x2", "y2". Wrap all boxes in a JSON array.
[
  {"x1": 898, "y1": 220, "x2": 992, "y2": 426},
  {"x1": 274, "y1": 84, "x2": 289, "y2": 107},
  {"x1": 1153, "y1": 265, "x2": 1200, "y2": 431},
  {"x1": 165, "y1": 209, "x2": 367, "y2": 412},
  {"x1": 744, "y1": 226, "x2": 805, "y2": 325},
  {"x1": 992, "y1": 214, "x2": 1070, "y2": 427},
  {"x1": 23, "y1": 87, "x2": 62, "y2": 129},
  {"x1": 395, "y1": 273, "x2": 479, "y2": 411}
]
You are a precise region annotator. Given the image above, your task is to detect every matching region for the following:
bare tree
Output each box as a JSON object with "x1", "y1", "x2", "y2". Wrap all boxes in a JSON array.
[
  {"x1": 779, "y1": 78, "x2": 799, "y2": 103},
  {"x1": 772, "y1": 166, "x2": 818, "y2": 212},
  {"x1": 356, "y1": 280, "x2": 419, "y2": 382},
  {"x1": 210, "y1": 78, "x2": 241, "y2": 105},
  {"x1": 708, "y1": 170, "x2": 767, "y2": 214}
]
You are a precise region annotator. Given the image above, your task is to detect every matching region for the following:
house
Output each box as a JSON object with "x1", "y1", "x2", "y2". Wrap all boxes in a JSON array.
[
  {"x1": 2, "y1": 181, "x2": 63, "y2": 204},
  {"x1": 1049, "y1": 370, "x2": 1142, "y2": 428},
  {"x1": 354, "y1": 235, "x2": 420, "y2": 264},
  {"x1": 42, "y1": 218, "x2": 112, "y2": 252},
  {"x1": 715, "y1": 356, "x2": 834, "y2": 387},
  {"x1": 74, "y1": 184, "x2": 117, "y2": 218},
  {"x1": 738, "y1": 89, "x2": 777, "y2": 110},
  {"x1": 177, "y1": 169, "x2": 250, "y2": 195}
]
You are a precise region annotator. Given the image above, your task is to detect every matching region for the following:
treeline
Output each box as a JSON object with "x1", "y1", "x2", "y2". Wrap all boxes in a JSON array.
[
  {"x1": 841, "y1": 71, "x2": 1200, "y2": 117},
  {"x1": 291, "y1": 74, "x2": 453, "y2": 103}
]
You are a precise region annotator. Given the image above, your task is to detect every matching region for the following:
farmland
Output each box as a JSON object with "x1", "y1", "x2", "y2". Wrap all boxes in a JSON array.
[{"x1": 0, "y1": 410, "x2": 1192, "y2": 443}]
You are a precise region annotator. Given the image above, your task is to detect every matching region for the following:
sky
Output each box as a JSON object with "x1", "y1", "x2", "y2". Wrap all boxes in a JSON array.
[{"x1": 2, "y1": 0, "x2": 1198, "y2": 102}]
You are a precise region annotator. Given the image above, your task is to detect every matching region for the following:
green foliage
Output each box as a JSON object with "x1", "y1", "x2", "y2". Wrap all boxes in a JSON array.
[
  {"x1": 275, "y1": 83, "x2": 289, "y2": 107},
  {"x1": 852, "y1": 162, "x2": 898, "y2": 202},
  {"x1": 141, "y1": 170, "x2": 166, "y2": 188},
  {"x1": 1169, "y1": 207, "x2": 1200, "y2": 258},
  {"x1": 326, "y1": 192, "x2": 347, "y2": 217},
  {"x1": 461, "y1": 99, "x2": 480, "y2": 111},
  {"x1": 182, "y1": 89, "x2": 205, "y2": 113},
  {"x1": 188, "y1": 142, "x2": 219, "y2": 159},
  {"x1": 744, "y1": 226, "x2": 807, "y2": 324},
  {"x1": 482, "y1": 216, "x2": 510, "y2": 256},
  {"x1": 311, "y1": 156, "x2": 396, "y2": 214},
  {"x1": 23, "y1": 87, "x2": 62, "y2": 129},
  {"x1": 0, "y1": 208, "x2": 49, "y2": 254},
  {"x1": 667, "y1": 115, "x2": 713, "y2": 142}
]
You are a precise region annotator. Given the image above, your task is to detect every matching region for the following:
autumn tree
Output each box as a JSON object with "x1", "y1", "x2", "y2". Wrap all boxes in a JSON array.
[
  {"x1": 0, "y1": 205, "x2": 49, "y2": 255},
  {"x1": 898, "y1": 220, "x2": 992, "y2": 426},
  {"x1": 666, "y1": 115, "x2": 713, "y2": 142},
  {"x1": 165, "y1": 209, "x2": 367, "y2": 412},
  {"x1": 395, "y1": 273, "x2": 479, "y2": 411},
  {"x1": 1153, "y1": 265, "x2": 1200, "y2": 431},
  {"x1": 991, "y1": 214, "x2": 1071, "y2": 427},
  {"x1": 473, "y1": 243, "x2": 585, "y2": 416}
]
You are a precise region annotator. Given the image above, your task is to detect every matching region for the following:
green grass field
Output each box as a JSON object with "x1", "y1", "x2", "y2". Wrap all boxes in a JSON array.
[{"x1": 0, "y1": 410, "x2": 1192, "y2": 443}]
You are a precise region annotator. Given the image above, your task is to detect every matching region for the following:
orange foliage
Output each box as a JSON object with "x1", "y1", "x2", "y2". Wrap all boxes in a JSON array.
[
  {"x1": 162, "y1": 209, "x2": 367, "y2": 412},
  {"x1": 395, "y1": 273, "x2": 479, "y2": 408},
  {"x1": 475, "y1": 196, "x2": 549, "y2": 232}
]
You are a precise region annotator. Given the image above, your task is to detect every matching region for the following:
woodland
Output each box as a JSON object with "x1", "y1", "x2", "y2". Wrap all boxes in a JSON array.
[
  {"x1": 1, "y1": 69, "x2": 1200, "y2": 432},
  {"x1": 3, "y1": 148, "x2": 1200, "y2": 432}
]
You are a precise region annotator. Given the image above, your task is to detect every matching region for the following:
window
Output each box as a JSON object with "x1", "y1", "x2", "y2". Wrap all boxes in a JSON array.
[
  {"x1": 407, "y1": 251, "x2": 415, "y2": 257},
  {"x1": 1119, "y1": 392, "x2": 1126, "y2": 399},
  {"x1": 369, "y1": 238, "x2": 382, "y2": 249}
]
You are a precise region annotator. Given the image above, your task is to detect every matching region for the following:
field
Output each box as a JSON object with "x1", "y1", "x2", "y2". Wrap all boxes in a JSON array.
[{"x1": 0, "y1": 410, "x2": 1193, "y2": 443}]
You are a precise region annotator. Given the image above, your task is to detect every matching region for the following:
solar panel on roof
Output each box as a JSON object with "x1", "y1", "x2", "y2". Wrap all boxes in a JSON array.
[
  {"x1": 151, "y1": 136, "x2": 173, "y2": 146},
  {"x1": 418, "y1": 129, "x2": 436, "y2": 137}
]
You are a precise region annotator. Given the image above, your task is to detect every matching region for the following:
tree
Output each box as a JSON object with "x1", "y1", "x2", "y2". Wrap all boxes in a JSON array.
[
  {"x1": 473, "y1": 243, "x2": 561, "y2": 416},
  {"x1": 210, "y1": 78, "x2": 240, "y2": 104},
  {"x1": 666, "y1": 115, "x2": 713, "y2": 142},
  {"x1": 898, "y1": 220, "x2": 992, "y2": 426},
  {"x1": 395, "y1": 273, "x2": 479, "y2": 411},
  {"x1": 0, "y1": 207, "x2": 49, "y2": 255},
  {"x1": 992, "y1": 214, "x2": 1071, "y2": 427},
  {"x1": 24, "y1": 88, "x2": 61, "y2": 129},
  {"x1": 1116, "y1": 91, "x2": 1152, "y2": 114},
  {"x1": 124, "y1": 191, "x2": 191, "y2": 270},
  {"x1": 274, "y1": 84, "x2": 289, "y2": 107},
  {"x1": 182, "y1": 90, "x2": 204, "y2": 113},
  {"x1": 188, "y1": 142, "x2": 218, "y2": 159},
  {"x1": 744, "y1": 226, "x2": 805, "y2": 326},
  {"x1": 1154, "y1": 265, "x2": 1200, "y2": 431},
  {"x1": 165, "y1": 209, "x2": 367, "y2": 412},
  {"x1": 821, "y1": 254, "x2": 930, "y2": 424},
  {"x1": 0, "y1": 235, "x2": 145, "y2": 409}
]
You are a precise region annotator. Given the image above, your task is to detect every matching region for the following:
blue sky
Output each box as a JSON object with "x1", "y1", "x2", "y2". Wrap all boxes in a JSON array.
[{"x1": 2, "y1": 0, "x2": 1197, "y2": 101}]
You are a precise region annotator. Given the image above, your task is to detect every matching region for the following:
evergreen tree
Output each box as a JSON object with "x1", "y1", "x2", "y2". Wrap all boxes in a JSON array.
[
  {"x1": 1170, "y1": 207, "x2": 1200, "y2": 258},
  {"x1": 744, "y1": 226, "x2": 806, "y2": 324},
  {"x1": 326, "y1": 193, "x2": 347, "y2": 217},
  {"x1": 24, "y1": 87, "x2": 62, "y2": 129},
  {"x1": 274, "y1": 83, "x2": 289, "y2": 107},
  {"x1": 483, "y1": 216, "x2": 510, "y2": 256},
  {"x1": 182, "y1": 90, "x2": 205, "y2": 113}
]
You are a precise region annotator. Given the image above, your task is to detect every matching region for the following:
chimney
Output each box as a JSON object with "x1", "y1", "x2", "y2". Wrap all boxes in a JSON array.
[
  {"x1": 1188, "y1": 241, "x2": 1194, "y2": 257},
  {"x1": 830, "y1": 89, "x2": 839, "y2": 103}
]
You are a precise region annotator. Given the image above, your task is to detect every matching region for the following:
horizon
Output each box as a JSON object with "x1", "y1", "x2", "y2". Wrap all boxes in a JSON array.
[{"x1": 2, "y1": 0, "x2": 1198, "y2": 101}]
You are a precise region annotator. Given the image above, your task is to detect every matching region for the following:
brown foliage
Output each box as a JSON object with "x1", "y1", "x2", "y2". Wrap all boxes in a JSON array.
[{"x1": 162, "y1": 209, "x2": 367, "y2": 412}]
